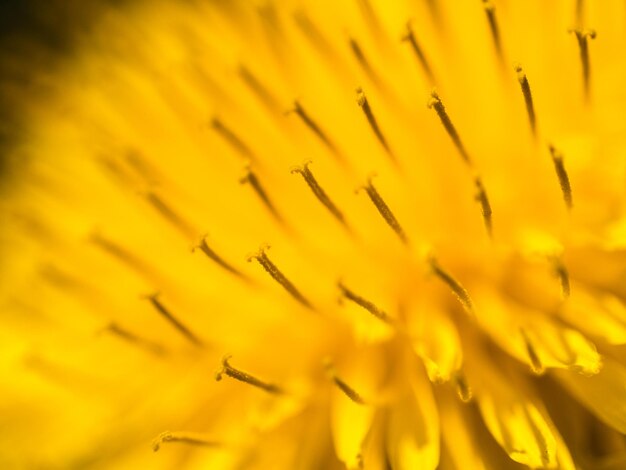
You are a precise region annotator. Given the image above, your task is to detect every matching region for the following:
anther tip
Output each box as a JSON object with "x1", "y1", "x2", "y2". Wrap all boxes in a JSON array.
[
  {"x1": 143, "y1": 291, "x2": 160, "y2": 301},
  {"x1": 190, "y1": 234, "x2": 209, "y2": 253},
  {"x1": 401, "y1": 22, "x2": 413, "y2": 41},
  {"x1": 427, "y1": 89, "x2": 440, "y2": 107},
  {"x1": 284, "y1": 99, "x2": 301, "y2": 116},
  {"x1": 215, "y1": 355, "x2": 232, "y2": 380},
  {"x1": 289, "y1": 159, "x2": 312, "y2": 174},
  {"x1": 152, "y1": 431, "x2": 171, "y2": 452},
  {"x1": 356, "y1": 87, "x2": 366, "y2": 105},
  {"x1": 246, "y1": 244, "x2": 269, "y2": 262}
]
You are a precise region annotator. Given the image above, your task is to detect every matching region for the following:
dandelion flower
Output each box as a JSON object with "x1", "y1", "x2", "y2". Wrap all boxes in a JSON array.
[{"x1": 2, "y1": 0, "x2": 626, "y2": 469}]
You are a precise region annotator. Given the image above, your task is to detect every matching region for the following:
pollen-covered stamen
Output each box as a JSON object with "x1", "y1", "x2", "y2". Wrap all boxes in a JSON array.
[
  {"x1": 248, "y1": 245, "x2": 314, "y2": 310},
  {"x1": 324, "y1": 359, "x2": 366, "y2": 405},
  {"x1": 338, "y1": 281, "x2": 391, "y2": 324},
  {"x1": 520, "y1": 328, "x2": 545, "y2": 374},
  {"x1": 453, "y1": 370, "x2": 473, "y2": 403},
  {"x1": 215, "y1": 355, "x2": 283, "y2": 394},
  {"x1": 145, "y1": 191, "x2": 195, "y2": 238},
  {"x1": 429, "y1": 258, "x2": 474, "y2": 316},
  {"x1": 550, "y1": 255, "x2": 571, "y2": 299},
  {"x1": 358, "y1": 177, "x2": 408, "y2": 245},
  {"x1": 349, "y1": 39, "x2": 382, "y2": 88},
  {"x1": 106, "y1": 322, "x2": 166, "y2": 356},
  {"x1": 514, "y1": 64, "x2": 537, "y2": 137},
  {"x1": 145, "y1": 293, "x2": 203, "y2": 347},
  {"x1": 482, "y1": 1, "x2": 504, "y2": 65},
  {"x1": 238, "y1": 65, "x2": 281, "y2": 113},
  {"x1": 356, "y1": 88, "x2": 394, "y2": 161},
  {"x1": 288, "y1": 101, "x2": 340, "y2": 158},
  {"x1": 548, "y1": 145, "x2": 573, "y2": 210},
  {"x1": 192, "y1": 236, "x2": 248, "y2": 281},
  {"x1": 401, "y1": 22, "x2": 435, "y2": 84},
  {"x1": 152, "y1": 431, "x2": 220, "y2": 452},
  {"x1": 210, "y1": 117, "x2": 255, "y2": 160},
  {"x1": 569, "y1": 29, "x2": 596, "y2": 100},
  {"x1": 428, "y1": 91, "x2": 472, "y2": 164},
  {"x1": 474, "y1": 177, "x2": 493, "y2": 237},
  {"x1": 240, "y1": 166, "x2": 284, "y2": 225},
  {"x1": 291, "y1": 161, "x2": 349, "y2": 229}
]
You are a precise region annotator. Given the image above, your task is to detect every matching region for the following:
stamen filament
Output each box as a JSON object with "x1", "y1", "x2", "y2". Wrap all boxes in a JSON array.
[
  {"x1": 356, "y1": 88, "x2": 394, "y2": 160},
  {"x1": 293, "y1": 10, "x2": 338, "y2": 64},
  {"x1": 575, "y1": 0, "x2": 585, "y2": 28},
  {"x1": 349, "y1": 38, "x2": 382, "y2": 88},
  {"x1": 514, "y1": 65, "x2": 537, "y2": 136},
  {"x1": 401, "y1": 22, "x2": 435, "y2": 83},
  {"x1": 357, "y1": 0, "x2": 385, "y2": 42},
  {"x1": 248, "y1": 245, "x2": 314, "y2": 310},
  {"x1": 324, "y1": 359, "x2": 366, "y2": 405},
  {"x1": 482, "y1": 1, "x2": 504, "y2": 65},
  {"x1": 288, "y1": 101, "x2": 340, "y2": 157},
  {"x1": 569, "y1": 29, "x2": 596, "y2": 101},
  {"x1": 291, "y1": 161, "x2": 348, "y2": 229},
  {"x1": 90, "y1": 232, "x2": 151, "y2": 276},
  {"x1": 429, "y1": 258, "x2": 474, "y2": 316},
  {"x1": 126, "y1": 151, "x2": 161, "y2": 183},
  {"x1": 520, "y1": 328, "x2": 544, "y2": 374},
  {"x1": 238, "y1": 65, "x2": 280, "y2": 113},
  {"x1": 145, "y1": 192, "x2": 195, "y2": 238},
  {"x1": 192, "y1": 236, "x2": 248, "y2": 281},
  {"x1": 240, "y1": 167, "x2": 284, "y2": 224},
  {"x1": 211, "y1": 117, "x2": 255, "y2": 160},
  {"x1": 106, "y1": 322, "x2": 166, "y2": 356},
  {"x1": 338, "y1": 281, "x2": 391, "y2": 324},
  {"x1": 215, "y1": 355, "x2": 283, "y2": 394},
  {"x1": 474, "y1": 177, "x2": 493, "y2": 237},
  {"x1": 152, "y1": 431, "x2": 220, "y2": 452},
  {"x1": 146, "y1": 293, "x2": 203, "y2": 347},
  {"x1": 550, "y1": 255, "x2": 571, "y2": 299},
  {"x1": 359, "y1": 177, "x2": 408, "y2": 245},
  {"x1": 428, "y1": 91, "x2": 472, "y2": 164},
  {"x1": 548, "y1": 145, "x2": 573, "y2": 210}
]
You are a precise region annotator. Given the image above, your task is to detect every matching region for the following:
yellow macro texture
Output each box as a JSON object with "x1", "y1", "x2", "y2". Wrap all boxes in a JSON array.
[{"x1": 2, "y1": 0, "x2": 626, "y2": 468}]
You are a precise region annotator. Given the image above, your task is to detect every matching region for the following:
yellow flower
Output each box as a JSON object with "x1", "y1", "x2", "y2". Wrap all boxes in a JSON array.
[{"x1": 2, "y1": 0, "x2": 626, "y2": 468}]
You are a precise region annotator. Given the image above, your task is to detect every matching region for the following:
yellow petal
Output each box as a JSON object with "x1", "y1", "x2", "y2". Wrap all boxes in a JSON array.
[
  {"x1": 476, "y1": 289, "x2": 601, "y2": 375},
  {"x1": 359, "y1": 412, "x2": 389, "y2": 470},
  {"x1": 330, "y1": 390, "x2": 375, "y2": 469},
  {"x1": 556, "y1": 356, "x2": 626, "y2": 434},
  {"x1": 480, "y1": 399, "x2": 557, "y2": 468},
  {"x1": 560, "y1": 286, "x2": 626, "y2": 345},
  {"x1": 386, "y1": 366, "x2": 439, "y2": 470},
  {"x1": 470, "y1": 354, "x2": 559, "y2": 468},
  {"x1": 438, "y1": 392, "x2": 489, "y2": 470},
  {"x1": 410, "y1": 309, "x2": 462, "y2": 384}
]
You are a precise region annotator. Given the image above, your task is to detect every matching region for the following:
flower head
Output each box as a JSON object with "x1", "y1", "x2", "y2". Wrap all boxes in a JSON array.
[{"x1": 2, "y1": 0, "x2": 626, "y2": 469}]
